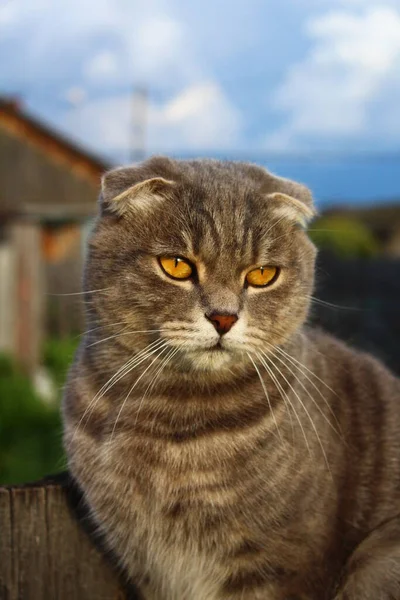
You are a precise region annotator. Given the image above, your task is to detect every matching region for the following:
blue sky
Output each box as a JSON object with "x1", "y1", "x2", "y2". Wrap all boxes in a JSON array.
[{"x1": 1, "y1": 0, "x2": 400, "y2": 206}]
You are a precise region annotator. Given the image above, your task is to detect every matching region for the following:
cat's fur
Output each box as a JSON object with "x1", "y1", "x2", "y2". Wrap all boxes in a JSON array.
[{"x1": 63, "y1": 157, "x2": 400, "y2": 599}]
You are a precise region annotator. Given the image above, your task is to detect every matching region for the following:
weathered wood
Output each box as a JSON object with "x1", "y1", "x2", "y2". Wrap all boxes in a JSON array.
[
  {"x1": 0, "y1": 98, "x2": 109, "y2": 195},
  {"x1": 0, "y1": 473, "x2": 137, "y2": 600},
  {"x1": 12, "y1": 222, "x2": 43, "y2": 375},
  {"x1": 0, "y1": 236, "x2": 16, "y2": 355}
]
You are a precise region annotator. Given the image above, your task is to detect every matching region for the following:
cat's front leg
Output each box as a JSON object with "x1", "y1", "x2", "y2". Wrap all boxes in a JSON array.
[{"x1": 334, "y1": 516, "x2": 400, "y2": 599}]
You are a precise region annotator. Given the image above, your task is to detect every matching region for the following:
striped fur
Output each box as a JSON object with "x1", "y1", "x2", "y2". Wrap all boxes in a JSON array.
[{"x1": 63, "y1": 157, "x2": 400, "y2": 599}]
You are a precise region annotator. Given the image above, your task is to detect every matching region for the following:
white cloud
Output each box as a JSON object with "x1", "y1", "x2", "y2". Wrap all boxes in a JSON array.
[
  {"x1": 309, "y1": 7, "x2": 400, "y2": 72},
  {"x1": 81, "y1": 13, "x2": 199, "y2": 89},
  {"x1": 133, "y1": 16, "x2": 191, "y2": 81},
  {"x1": 65, "y1": 86, "x2": 87, "y2": 106},
  {"x1": 63, "y1": 81, "x2": 241, "y2": 159},
  {"x1": 0, "y1": 2, "x2": 20, "y2": 26},
  {"x1": 0, "y1": 0, "x2": 242, "y2": 156},
  {"x1": 84, "y1": 51, "x2": 120, "y2": 82},
  {"x1": 266, "y1": 5, "x2": 400, "y2": 149},
  {"x1": 4, "y1": 0, "x2": 400, "y2": 157},
  {"x1": 150, "y1": 82, "x2": 242, "y2": 150}
]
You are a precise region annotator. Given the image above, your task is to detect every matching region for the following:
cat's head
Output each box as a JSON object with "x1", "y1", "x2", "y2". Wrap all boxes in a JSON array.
[{"x1": 85, "y1": 157, "x2": 316, "y2": 377}]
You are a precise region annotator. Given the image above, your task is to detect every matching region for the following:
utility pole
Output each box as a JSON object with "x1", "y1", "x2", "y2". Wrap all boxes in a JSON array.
[{"x1": 131, "y1": 86, "x2": 148, "y2": 163}]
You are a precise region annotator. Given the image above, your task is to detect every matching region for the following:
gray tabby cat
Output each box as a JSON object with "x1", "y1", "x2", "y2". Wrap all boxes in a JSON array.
[{"x1": 63, "y1": 157, "x2": 400, "y2": 600}]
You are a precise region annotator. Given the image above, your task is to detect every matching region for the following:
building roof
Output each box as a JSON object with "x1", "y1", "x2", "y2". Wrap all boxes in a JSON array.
[{"x1": 0, "y1": 97, "x2": 113, "y2": 219}]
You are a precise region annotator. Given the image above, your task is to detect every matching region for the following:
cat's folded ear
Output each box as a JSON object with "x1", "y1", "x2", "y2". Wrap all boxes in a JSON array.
[
  {"x1": 263, "y1": 179, "x2": 316, "y2": 228},
  {"x1": 266, "y1": 192, "x2": 316, "y2": 228},
  {"x1": 100, "y1": 167, "x2": 176, "y2": 217}
]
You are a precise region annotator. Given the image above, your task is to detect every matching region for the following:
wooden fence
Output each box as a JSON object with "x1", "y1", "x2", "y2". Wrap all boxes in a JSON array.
[
  {"x1": 0, "y1": 472, "x2": 139, "y2": 600},
  {"x1": 312, "y1": 253, "x2": 400, "y2": 376}
]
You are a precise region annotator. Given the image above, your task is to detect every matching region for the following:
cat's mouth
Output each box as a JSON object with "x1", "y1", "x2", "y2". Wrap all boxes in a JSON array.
[
  {"x1": 209, "y1": 341, "x2": 224, "y2": 352},
  {"x1": 181, "y1": 339, "x2": 230, "y2": 356},
  {"x1": 183, "y1": 340, "x2": 233, "y2": 371},
  {"x1": 183, "y1": 340, "x2": 228, "y2": 354}
]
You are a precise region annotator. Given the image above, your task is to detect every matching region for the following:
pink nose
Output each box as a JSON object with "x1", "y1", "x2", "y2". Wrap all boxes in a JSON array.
[{"x1": 206, "y1": 313, "x2": 238, "y2": 335}]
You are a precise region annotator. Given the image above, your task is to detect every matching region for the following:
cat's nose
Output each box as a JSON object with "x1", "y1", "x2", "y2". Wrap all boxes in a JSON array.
[{"x1": 206, "y1": 313, "x2": 238, "y2": 335}]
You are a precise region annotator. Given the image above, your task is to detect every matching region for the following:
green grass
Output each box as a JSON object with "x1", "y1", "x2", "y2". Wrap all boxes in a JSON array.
[
  {"x1": 309, "y1": 215, "x2": 379, "y2": 258},
  {"x1": 43, "y1": 336, "x2": 79, "y2": 389},
  {"x1": 0, "y1": 338, "x2": 78, "y2": 486}
]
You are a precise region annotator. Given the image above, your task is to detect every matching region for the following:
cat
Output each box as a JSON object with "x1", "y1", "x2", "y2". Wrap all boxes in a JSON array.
[{"x1": 63, "y1": 156, "x2": 400, "y2": 600}]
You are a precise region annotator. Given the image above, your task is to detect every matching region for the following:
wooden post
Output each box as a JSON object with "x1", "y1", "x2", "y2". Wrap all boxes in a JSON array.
[
  {"x1": 12, "y1": 221, "x2": 43, "y2": 375},
  {"x1": 0, "y1": 473, "x2": 138, "y2": 600},
  {"x1": 0, "y1": 224, "x2": 16, "y2": 355}
]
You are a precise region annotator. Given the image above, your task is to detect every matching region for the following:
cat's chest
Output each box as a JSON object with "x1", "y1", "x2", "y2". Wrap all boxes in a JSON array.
[
  {"x1": 95, "y1": 427, "x2": 311, "y2": 599},
  {"x1": 105, "y1": 416, "x2": 278, "y2": 530},
  {"x1": 132, "y1": 445, "x2": 240, "y2": 532},
  {"x1": 105, "y1": 432, "x2": 247, "y2": 549},
  {"x1": 125, "y1": 465, "x2": 231, "y2": 600}
]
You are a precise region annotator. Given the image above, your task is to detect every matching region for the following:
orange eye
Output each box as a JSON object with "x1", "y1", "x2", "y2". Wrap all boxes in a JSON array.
[
  {"x1": 246, "y1": 266, "x2": 278, "y2": 287},
  {"x1": 159, "y1": 257, "x2": 193, "y2": 280}
]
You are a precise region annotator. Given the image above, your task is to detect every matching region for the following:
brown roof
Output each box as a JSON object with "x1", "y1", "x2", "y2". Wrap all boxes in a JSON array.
[{"x1": 0, "y1": 97, "x2": 112, "y2": 219}]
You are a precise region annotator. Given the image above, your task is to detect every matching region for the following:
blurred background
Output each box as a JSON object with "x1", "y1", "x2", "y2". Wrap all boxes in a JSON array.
[{"x1": 0, "y1": 0, "x2": 399, "y2": 484}]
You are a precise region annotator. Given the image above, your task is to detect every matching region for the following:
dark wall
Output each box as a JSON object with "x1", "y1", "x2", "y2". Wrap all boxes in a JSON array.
[
  {"x1": 311, "y1": 252, "x2": 400, "y2": 376},
  {"x1": 0, "y1": 128, "x2": 98, "y2": 214}
]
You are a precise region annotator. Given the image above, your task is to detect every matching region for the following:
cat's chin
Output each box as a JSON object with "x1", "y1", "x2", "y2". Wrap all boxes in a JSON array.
[{"x1": 184, "y1": 347, "x2": 236, "y2": 371}]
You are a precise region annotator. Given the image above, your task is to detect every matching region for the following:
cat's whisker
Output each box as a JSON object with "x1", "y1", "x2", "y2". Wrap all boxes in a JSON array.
[
  {"x1": 307, "y1": 228, "x2": 348, "y2": 233},
  {"x1": 82, "y1": 341, "x2": 170, "y2": 438},
  {"x1": 134, "y1": 346, "x2": 177, "y2": 426},
  {"x1": 72, "y1": 345, "x2": 162, "y2": 442},
  {"x1": 48, "y1": 287, "x2": 112, "y2": 296},
  {"x1": 76, "y1": 321, "x2": 134, "y2": 339},
  {"x1": 247, "y1": 353, "x2": 283, "y2": 443},
  {"x1": 268, "y1": 230, "x2": 296, "y2": 245},
  {"x1": 306, "y1": 296, "x2": 361, "y2": 311},
  {"x1": 135, "y1": 342, "x2": 187, "y2": 427},
  {"x1": 266, "y1": 343, "x2": 343, "y2": 437},
  {"x1": 96, "y1": 339, "x2": 168, "y2": 401},
  {"x1": 260, "y1": 351, "x2": 331, "y2": 473},
  {"x1": 87, "y1": 329, "x2": 169, "y2": 348},
  {"x1": 254, "y1": 351, "x2": 296, "y2": 449},
  {"x1": 260, "y1": 354, "x2": 313, "y2": 460},
  {"x1": 110, "y1": 343, "x2": 171, "y2": 441},
  {"x1": 164, "y1": 321, "x2": 198, "y2": 329},
  {"x1": 271, "y1": 343, "x2": 341, "y2": 402},
  {"x1": 264, "y1": 214, "x2": 289, "y2": 237},
  {"x1": 266, "y1": 349, "x2": 343, "y2": 442},
  {"x1": 72, "y1": 339, "x2": 166, "y2": 440}
]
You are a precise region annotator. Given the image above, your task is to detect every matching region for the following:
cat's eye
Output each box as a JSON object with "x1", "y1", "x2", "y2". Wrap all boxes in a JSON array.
[
  {"x1": 159, "y1": 257, "x2": 193, "y2": 280},
  {"x1": 246, "y1": 266, "x2": 279, "y2": 287}
]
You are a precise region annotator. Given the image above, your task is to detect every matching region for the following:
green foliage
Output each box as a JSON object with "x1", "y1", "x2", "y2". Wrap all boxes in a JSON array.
[
  {"x1": 0, "y1": 355, "x2": 65, "y2": 484},
  {"x1": 309, "y1": 215, "x2": 380, "y2": 258},
  {"x1": 43, "y1": 336, "x2": 78, "y2": 389},
  {"x1": 0, "y1": 337, "x2": 78, "y2": 485}
]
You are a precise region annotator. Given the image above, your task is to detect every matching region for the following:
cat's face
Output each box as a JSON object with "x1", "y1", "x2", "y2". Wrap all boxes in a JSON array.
[{"x1": 86, "y1": 158, "x2": 316, "y2": 376}]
